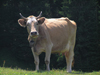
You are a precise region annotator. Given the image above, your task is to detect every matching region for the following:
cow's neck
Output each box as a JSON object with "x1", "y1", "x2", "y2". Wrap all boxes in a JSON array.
[
  {"x1": 38, "y1": 22, "x2": 52, "y2": 45},
  {"x1": 32, "y1": 22, "x2": 51, "y2": 53},
  {"x1": 38, "y1": 23, "x2": 48, "y2": 40}
]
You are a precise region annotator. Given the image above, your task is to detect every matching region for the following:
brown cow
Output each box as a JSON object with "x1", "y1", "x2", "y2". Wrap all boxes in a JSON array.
[{"x1": 18, "y1": 11, "x2": 77, "y2": 72}]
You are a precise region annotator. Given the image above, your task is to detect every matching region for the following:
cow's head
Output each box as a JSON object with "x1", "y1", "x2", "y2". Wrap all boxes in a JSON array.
[{"x1": 18, "y1": 11, "x2": 45, "y2": 47}]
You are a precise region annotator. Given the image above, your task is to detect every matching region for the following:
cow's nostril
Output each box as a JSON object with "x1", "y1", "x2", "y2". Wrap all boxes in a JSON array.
[
  {"x1": 31, "y1": 32, "x2": 37, "y2": 35},
  {"x1": 34, "y1": 32, "x2": 37, "y2": 35},
  {"x1": 31, "y1": 32, "x2": 34, "y2": 35}
]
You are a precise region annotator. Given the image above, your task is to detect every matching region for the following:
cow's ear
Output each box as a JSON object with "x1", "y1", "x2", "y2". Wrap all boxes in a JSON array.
[
  {"x1": 37, "y1": 17, "x2": 45, "y2": 24},
  {"x1": 18, "y1": 19, "x2": 27, "y2": 27}
]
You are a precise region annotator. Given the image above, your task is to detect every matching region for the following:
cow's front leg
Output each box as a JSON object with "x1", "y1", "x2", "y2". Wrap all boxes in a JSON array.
[
  {"x1": 45, "y1": 54, "x2": 51, "y2": 71},
  {"x1": 31, "y1": 47, "x2": 39, "y2": 71},
  {"x1": 45, "y1": 44, "x2": 52, "y2": 71},
  {"x1": 45, "y1": 51, "x2": 51, "y2": 71}
]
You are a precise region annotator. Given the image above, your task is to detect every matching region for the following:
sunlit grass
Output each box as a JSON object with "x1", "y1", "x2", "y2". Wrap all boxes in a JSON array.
[{"x1": 0, "y1": 67, "x2": 100, "y2": 75}]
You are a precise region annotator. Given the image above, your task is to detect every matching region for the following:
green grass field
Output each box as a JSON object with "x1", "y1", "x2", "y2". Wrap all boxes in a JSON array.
[{"x1": 0, "y1": 67, "x2": 100, "y2": 75}]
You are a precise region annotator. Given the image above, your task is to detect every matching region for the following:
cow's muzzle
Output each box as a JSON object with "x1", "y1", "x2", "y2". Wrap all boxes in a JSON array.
[{"x1": 30, "y1": 31, "x2": 39, "y2": 38}]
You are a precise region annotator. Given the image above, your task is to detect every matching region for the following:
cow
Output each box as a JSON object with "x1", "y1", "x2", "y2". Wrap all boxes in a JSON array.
[{"x1": 18, "y1": 11, "x2": 77, "y2": 72}]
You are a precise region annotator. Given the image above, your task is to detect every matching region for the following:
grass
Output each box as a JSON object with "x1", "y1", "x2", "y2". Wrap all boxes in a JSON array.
[{"x1": 0, "y1": 67, "x2": 100, "y2": 75}]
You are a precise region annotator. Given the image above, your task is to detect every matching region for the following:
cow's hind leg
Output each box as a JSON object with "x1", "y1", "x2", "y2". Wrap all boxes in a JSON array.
[
  {"x1": 65, "y1": 39, "x2": 75, "y2": 72},
  {"x1": 65, "y1": 49, "x2": 74, "y2": 72},
  {"x1": 31, "y1": 47, "x2": 39, "y2": 71}
]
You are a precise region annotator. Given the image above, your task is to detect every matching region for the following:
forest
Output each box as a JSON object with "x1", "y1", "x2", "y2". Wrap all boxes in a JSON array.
[{"x1": 0, "y1": 0, "x2": 100, "y2": 72}]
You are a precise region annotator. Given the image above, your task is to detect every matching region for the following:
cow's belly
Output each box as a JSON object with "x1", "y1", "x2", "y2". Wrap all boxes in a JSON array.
[{"x1": 51, "y1": 40, "x2": 70, "y2": 53}]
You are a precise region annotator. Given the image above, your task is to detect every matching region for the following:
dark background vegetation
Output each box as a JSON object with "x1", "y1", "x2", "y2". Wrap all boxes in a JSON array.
[{"x1": 0, "y1": 0, "x2": 100, "y2": 72}]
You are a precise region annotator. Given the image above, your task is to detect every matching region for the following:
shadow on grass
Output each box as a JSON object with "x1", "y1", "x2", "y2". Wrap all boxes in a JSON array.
[{"x1": 36, "y1": 70, "x2": 46, "y2": 73}]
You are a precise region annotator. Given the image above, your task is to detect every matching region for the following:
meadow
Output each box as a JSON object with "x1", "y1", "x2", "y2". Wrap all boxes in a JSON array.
[{"x1": 0, "y1": 67, "x2": 100, "y2": 75}]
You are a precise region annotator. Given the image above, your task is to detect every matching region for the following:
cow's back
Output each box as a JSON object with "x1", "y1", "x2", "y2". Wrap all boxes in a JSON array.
[{"x1": 44, "y1": 18, "x2": 76, "y2": 53}]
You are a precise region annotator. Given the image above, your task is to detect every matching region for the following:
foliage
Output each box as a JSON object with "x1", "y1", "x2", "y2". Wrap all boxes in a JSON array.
[{"x1": 0, "y1": 0, "x2": 99, "y2": 72}]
